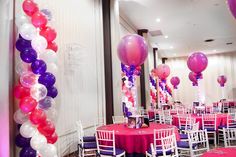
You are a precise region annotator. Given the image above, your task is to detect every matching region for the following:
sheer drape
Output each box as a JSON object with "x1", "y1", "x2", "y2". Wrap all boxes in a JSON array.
[{"x1": 166, "y1": 52, "x2": 236, "y2": 106}]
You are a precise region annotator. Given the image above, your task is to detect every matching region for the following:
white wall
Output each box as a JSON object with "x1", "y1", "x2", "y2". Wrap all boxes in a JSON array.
[
  {"x1": 166, "y1": 52, "x2": 236, "y2": 106},
  {"x1": 15, "y1": 0, "x2": 105, "y2": 156},
  {"x1": 0, "y1": 0, "x2": 13, "y2": 156}
]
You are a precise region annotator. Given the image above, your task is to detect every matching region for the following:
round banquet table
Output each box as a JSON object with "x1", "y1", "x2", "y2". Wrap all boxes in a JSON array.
[
  {"x1": 201, "y1": 148, "x2": 236, "y2": 157},
  {"x1": 97, "y1": 123, "x2": 180, "y2": 154},
  {"x1": 172, "y1": 113, "x2": 227, "y2": 130}
]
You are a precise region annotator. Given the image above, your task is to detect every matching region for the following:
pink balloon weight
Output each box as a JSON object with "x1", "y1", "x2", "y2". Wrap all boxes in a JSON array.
[
  {"x1": 155, "y1": 64, "x2": 170, "y2": 81},
  {"x1": 217, "y1": 75, "x2": 227, "y2": 87},
  {"x1": 228, "y1": 0, "x2": 236, "y2": 19},
  {"x1": 170, "y1": 76, "x2": 180, "y2": 89},
  {"x1": 187, "y1": 52, "x2": 208, "y2": 74},
  {"x1": 117, "y1": 34, "x2": 148, "y2": 66}
]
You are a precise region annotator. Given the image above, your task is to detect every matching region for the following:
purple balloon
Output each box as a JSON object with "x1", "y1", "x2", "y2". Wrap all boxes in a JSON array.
[
  {"x1": 117, "y1": 34, "x2": 148, "y2": 66},
  {"x1": 189, "y1": 72, "x2": 198, "y2": 86},
  {"x1": 47, "y1": 86, "x2": 58, "y2": 98},
  {"x1": 31, "y1": 59, "x2": 47, "y2": 74},
  {"x1": 228, "y1": 0, "x2": 236, "y2": 19},
  {"x1": 187, "y1": 52, "x2": 208, "y2": 74},
  {"x1": 170, "y1": 76, "x2": 180, "y2": 89},
  {"x1": 20, "y1": 48, "x2": 37, "y2": 63},
  {"x1": 38, "y1": 72, "x2": 56, "y2": 87},
  {"x1": 16, "y1": 37, "x2": 32, "y2": 52},
  {"x1": 20, "y1": 146, "x2": 36, "y2": 157},
  {"x1": 15, "y1": 134, "x2": 31, "y2": 148}
]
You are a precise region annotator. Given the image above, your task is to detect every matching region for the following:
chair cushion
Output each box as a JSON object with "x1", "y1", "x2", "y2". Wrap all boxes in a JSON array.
[
  {"x1": 100, "y1": 148, "x2": 125, "y2": 156},
  {"x1": 177, "y1": 141, "x2": 197, "y2": 148},
  {"x1": 218, "y1": 125, "x2": 226, "y2": 129},
  {"x1": 83, "y1": 142, "x2": 97, "y2": 149},
  {"x1": 83, "y1": 136, "x2": 96, "y2": 142},
  {"x1": 147, "y1": 146, "x2": 172, "y2": 156},
  {"x1": 205, "y1": 128, "x2": 215, "y2": 131},
  {"x1": 180, "y1": 134, "x2": 188, "y2": 139}
]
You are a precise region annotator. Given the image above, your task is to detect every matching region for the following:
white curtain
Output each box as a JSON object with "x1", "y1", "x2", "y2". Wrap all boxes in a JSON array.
[{"x1": 166, "y1": 52, "x2": 236, "y2": 107}]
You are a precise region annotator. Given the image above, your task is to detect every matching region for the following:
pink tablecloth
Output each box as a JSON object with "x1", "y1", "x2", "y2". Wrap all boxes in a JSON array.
[
  {"x1": 97, "y1": 123, "x2": 180, "y2": 154},
  {"x1": 172, "y1": 114, "x2": 227, "y2": 130},
  {"x1": 201, "y1": 148, "x2": 236, "y2": 157}
]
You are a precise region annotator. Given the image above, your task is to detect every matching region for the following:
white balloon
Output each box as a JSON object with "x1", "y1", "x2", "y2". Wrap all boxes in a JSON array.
[
  {"x1": 20, "y1": 121, "x2": 37, "y2": 138},
  {"x1": 19, "y1": 23, "x2": 37, "y2": 40},
  {"x1": 39, "y1": 144, "x2": 57, "y2": 157},
  {"x1": 20, "y1": 72, "x2": 38, "y2": 88},
  {"x1": 15, "y1": 14, "x2": 29, "y2": 28},
  {"x1": 31, "y1": 35, "x2": 48, "y2": 53},
  {"x1": 39, "y1": 49, "x2": 58, "y2": 64},
  {"x1": 15, "y1": 61, "x2": 30, "y2": 75},
  {"x1": 13, "y1": 109, "x2": 28, "y2": 124},
  {"x1": 30, "y1": 133, "x2": 47, "y2": 150},
  {"x1": 30, "y1": 84, "x2": 48, "y2": 101},
  {"x1": 47, "y1": 63, "x2": 58, "y2": 76},
  {"x1": 45, "y1": 107, "x2": 57, "y2": 122}
]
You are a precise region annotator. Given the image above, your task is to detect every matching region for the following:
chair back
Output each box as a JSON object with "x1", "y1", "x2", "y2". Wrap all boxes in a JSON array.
[
  {"x1": 202, "y1": 114, "x2": 216, "y2": 131},
  {"x1": 112, "y1": 116, "x2": 125, "y2": 124},
  {"x1": 76, "y1": 121, "x2": 84, "y2": 146},
  {"x1": 228, "y1": 108, "x2": 236, "y2": 114},
  {"x1": 188, "y1": 129, "x2": 209, "y2": 156},
  {"x1": 96, "y1": 130, "x2": 116, "y2": 156},
  {"x1": 161, "y1": 134, "x2": 178, "y2": 157},
  {"x1": 223, "y1": 128, "x2": 236, "y2": 147},
  {"x1": 191, "y1": 122, "x2": 199, "y2": 132},
  {"x1": 227, "y1": 113, "x2": 236, "y2": 128},
  {"x1": 154, "y1": 128, "x2": 175, "y2": 149},
  {"x1": 178, "y1": 115, "x2": 195, "y2": 132}
]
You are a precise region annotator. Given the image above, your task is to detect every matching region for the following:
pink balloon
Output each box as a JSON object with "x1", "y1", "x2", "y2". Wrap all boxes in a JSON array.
[
  {"x1": 228, "y1": 0, "x2": 236, "y2": 19},
  {"x1": 170, "y1": 76, "x2": 180, "y2": 89},
  {"x1": 187, "y1": 52, "x2": 208, "y2": 74},
  {"x1": 155, "y1": 64, "x2": 170, "y2": 81},
  {"x1": 217, "y1": 75, "x2": 227, "y2": 87},
  {"x1": 189, "y1": 72, "x2": 198, "y2": 86},
  {"x1": 117, "y1": 34, "x2": 148, "y2": 66}
]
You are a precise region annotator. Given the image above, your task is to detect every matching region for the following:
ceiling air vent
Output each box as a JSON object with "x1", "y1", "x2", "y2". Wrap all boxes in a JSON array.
[{"x1": 149, "y1": 30, "x2": 163, "y2": 37}]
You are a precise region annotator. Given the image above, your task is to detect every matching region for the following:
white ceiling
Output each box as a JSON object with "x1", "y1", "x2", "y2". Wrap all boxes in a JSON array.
[{"x1": 119, "y1": 0, "x2": 236, "y2": 57}]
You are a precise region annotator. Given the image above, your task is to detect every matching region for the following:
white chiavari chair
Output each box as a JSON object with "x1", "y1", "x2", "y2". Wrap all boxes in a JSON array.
[
  {"x1": 202, "y1": 114, "x2": 217, "y2": 147},
  {"x1": 96, "y1": 130, "x2": 125, "y2": 157},
  {"x1": 223, "y1": 128, "x2": 236, "y2": 147}
]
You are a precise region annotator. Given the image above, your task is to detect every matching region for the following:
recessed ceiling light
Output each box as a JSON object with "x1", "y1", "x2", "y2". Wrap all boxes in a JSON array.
[
  {"x1": 173, "y1": 53, "x2": 177, "y2": 56},
  {"x1": 213, "y1": 50, "x2": 217, "y2": 52},
  {"x1": 170, "y1": 46, "x2": 174, "y2": 49},
  {"x1": 164, "y1": 35, "x2": 168, "y2": 39},
  {"x1": 156, "y1": 18, "x2": 161, "y2": 22}
]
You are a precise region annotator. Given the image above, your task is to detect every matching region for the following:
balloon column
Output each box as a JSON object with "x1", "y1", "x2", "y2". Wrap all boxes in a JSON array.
[
  {"x1": 228, "y1": 0, "x2": 236, "y2": 19},
  {"x1": 118, "y1": 34, "x2": 148, "y2": 117},
  {"x1": 170, "y1": 76, "x2": 180, "y2": 102},
  {"x1": 149, "y1": 69, "x2": 157, "y2": 109},
  {"x1": 14, "y1": 0, "x2": 58, "y2": 156},
  {"x1": 217, "y1": 75, "x2": 227, "y2": 99},
  {"x1": 154, "y1": 64, "x2": 172, "y2": 105},
  {"x1": 187, "y1": 52, "x2": 208, "y2": 103}
]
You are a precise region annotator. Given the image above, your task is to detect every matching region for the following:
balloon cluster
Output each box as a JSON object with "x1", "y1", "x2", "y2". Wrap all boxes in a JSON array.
[
  {"x1": 121, "y1": 64, "x2": 141, "y2": 117},
  {"x1": 149, "y1": 71, "x2": 157, "y2": 108},
  {"x1": 118, "y1": 34, "x2": 148, "y2": 117},
  {"x1": 217, "y1": 75, "x2": 227, "y2": 87},
  {"x1": 14, "y1": 1, "x2": 58, "y2": 157},
  {"x1": 159, "y1": 82, "x2": 172, "y2": 97},
  {"x1": 187, "y1": 52, "x2": 208, "y2": 86},
  {"x1": 170, "y1": 76, "x2": 180, "y2": 89}
]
